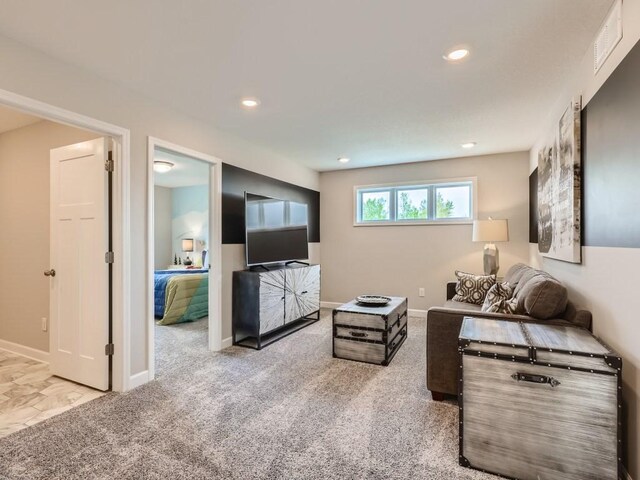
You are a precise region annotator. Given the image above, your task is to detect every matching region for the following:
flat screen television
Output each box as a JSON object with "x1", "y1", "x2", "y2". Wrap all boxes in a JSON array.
[{"x1": 244, "y1": 192, "x2": 309, "y2": 266}]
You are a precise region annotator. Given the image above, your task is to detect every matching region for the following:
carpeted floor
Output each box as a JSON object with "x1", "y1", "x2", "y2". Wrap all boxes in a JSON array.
[{"x1": 0, "y1": 310, "x2": 498, "y2": 480}]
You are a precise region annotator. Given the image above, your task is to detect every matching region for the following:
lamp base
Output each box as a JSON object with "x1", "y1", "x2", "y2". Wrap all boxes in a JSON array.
[{"x1": 483, "y1": 243, "x2": 499, "y2": 276}]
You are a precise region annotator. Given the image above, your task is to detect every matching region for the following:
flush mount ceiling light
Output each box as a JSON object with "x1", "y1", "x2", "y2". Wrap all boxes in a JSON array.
[
  {"x1": 338, "y1": 157, "x2": 350, "y2": 164},
  {"x1": 461, "y1": 142, "x2": 477, "y2": 149},
  {"x1": 241, "y1": 97, "x2": 260, "y2": 108},
  {"x1": 444, "y1": 48, "x2": 469, "y2": 62},
  {"x1": 153, "y1": 160, "x2": 174, "y2": 173}
]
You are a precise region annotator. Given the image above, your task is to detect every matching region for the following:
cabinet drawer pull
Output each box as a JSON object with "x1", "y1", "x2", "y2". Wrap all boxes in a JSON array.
[
  {"x1": 511, "y1": 372, "x2": 561, "y2": 388},
  {"x1": 301, "y1": 290, "x2": 308, "y2": 294},
  {"x1": 350, "y1": 331, "x2": 368, "y2": 338}
]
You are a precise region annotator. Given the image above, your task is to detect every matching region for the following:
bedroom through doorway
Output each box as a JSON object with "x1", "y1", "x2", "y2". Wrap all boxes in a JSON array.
[
  {"x1": 147, "y1": 137, "x2": 222, "y2": 380},
  {"x1": 152, "y1": 146, "x2": 212, "y2": 375}
]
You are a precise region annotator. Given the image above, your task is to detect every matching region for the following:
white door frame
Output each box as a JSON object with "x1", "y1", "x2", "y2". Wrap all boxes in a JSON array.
[
  {"x1": 147, "y1": 137, "x2": 223, "y2": 380},
  {"x1": 0, "y1": 88, "x2": 131, "y2": 392}
]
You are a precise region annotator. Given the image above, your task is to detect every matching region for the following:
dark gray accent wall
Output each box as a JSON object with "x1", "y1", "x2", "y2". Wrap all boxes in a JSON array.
[
  {"x1": 582, "y1": 38, "x2": 640, "y2": 248},
  {"x1": 530, "y1": 39, "x2": 640, "y2": 249},
  {"x1": 221, "y1": 163, "x2": 320, "y2": 244},
  {"x1": 529, "y1": 168, "x2": 538, "y2": 244}
]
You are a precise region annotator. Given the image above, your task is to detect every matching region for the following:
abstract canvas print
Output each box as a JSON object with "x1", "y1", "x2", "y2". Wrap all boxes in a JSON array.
[{"x1": 538, "y1": 98, "x2": 582, "y2": 263}]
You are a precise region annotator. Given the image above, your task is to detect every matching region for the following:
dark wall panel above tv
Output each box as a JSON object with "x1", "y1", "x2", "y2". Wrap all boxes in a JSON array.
[{"x1": 222, "y1": 163, "x2": 320, "y2": 244}]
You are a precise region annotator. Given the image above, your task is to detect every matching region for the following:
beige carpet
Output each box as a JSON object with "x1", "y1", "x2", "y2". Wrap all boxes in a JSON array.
[{"x1": 0, "y1": 310, "x2": 497, "y2": 479}]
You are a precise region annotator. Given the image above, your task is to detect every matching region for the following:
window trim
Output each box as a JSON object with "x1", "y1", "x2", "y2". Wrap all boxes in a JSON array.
[{"x1": 353, "y1": 177, "x2": 477, "y2": 226}]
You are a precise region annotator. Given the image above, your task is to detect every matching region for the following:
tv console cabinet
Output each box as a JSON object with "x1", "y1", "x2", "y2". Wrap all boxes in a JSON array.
[{"x1": 232, "y1": 264, "x2": 321, "y2": 349}]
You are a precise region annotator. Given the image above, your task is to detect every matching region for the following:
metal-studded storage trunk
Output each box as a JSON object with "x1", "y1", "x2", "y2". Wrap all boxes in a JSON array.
[
  {"x1": 333, "y1": 297, "x2": 407, "y2": 366},
  {"x1": 458, "y1": 317, "x2": 622, "y2": 480}
]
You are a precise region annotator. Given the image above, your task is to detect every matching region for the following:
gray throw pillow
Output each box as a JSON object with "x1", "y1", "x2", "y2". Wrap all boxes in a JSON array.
[
  {"x1": 502, "y1": 263, "x2": 531, "y2": 286},
  {"x1": 519, "y1": 276, "x2": 568, "y2": 319},
  {"x1": 452, "y1": 271, "x2": 496, "y2": 305},
  {"x1": 481, "y1": 282, "x2": 514, "y2": 312}
]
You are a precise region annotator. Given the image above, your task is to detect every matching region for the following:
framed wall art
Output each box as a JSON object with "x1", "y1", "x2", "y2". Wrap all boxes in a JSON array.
[{"x1": 538, "y1": 97, "x2": 582, "y2": 263}]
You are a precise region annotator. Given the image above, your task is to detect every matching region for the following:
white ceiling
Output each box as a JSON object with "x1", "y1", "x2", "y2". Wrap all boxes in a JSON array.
[
  {"x1": 153, "y1": 147, "x2": 210, "y2": 188},
  {"x1": 0, "y1": 105, "x2": 41, "y2": 134},
  {"x1": 0, "y1": 1, "x2": 613, "y2": 171}
]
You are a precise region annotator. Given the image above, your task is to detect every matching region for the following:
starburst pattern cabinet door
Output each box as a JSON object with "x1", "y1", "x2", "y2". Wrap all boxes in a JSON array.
[
  {"x1": 284, "y1": 265, "x2": 320, "y2": 323},
  {"x1": 258, "y1": 270, "x2": 286, "y2": 334}
]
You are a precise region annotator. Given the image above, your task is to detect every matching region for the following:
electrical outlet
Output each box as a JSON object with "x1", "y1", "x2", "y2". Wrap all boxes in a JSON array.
[
  {"x1": 419, "y1": 288, "x2": 425, "y2": 297},
  {"x1": 41, "y1": 317, "x2": 48, "y2": 332}
]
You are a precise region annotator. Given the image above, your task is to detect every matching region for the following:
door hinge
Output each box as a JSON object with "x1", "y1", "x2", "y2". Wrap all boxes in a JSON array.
[
  {"x1": 105, "y1": 343, "x2": 114, "y2": 356},
  {"x1": 105, "y1": 151, "x2": 114, "y2": 172},
  {"x1": 105, "y1": 251, "x2": 115, "y2": 263}
]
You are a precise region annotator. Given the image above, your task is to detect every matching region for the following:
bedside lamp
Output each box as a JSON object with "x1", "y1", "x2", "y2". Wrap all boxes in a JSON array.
[
  {"x1": 472, "y1": 218, "x2": 509, "y2": 275},
  {"x1": 182, "y1": 238, "x2": 194, "y2": 266}
]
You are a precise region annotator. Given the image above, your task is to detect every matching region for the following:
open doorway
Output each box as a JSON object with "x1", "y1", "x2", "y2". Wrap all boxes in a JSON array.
[
  {"x1": 0, "y1": 87, "x2": 130, "y2": 393},
  {"x1": 0, "y1": 104, "x2": 115, "y2": 436},
  {"x1": 147, "y1": 138, "x2": 222, "y2": 380},
  {"x1": 152, "y1": 148, "x2": 210, "y2": 373}
]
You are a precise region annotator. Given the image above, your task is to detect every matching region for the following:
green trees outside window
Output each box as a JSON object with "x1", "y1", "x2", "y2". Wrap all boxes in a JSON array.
[
  {"x1": 436, "y1": 193, "x2": 455, "y2": 218},
  {"x1": 356, "y1": 181, "x2": 472, "y2": 224},
  {"x1": 398, "y1": 191, "x2": 428, "y2": 219},
  {"x1": 362, "y1": 197, "x2": 388, "y2": 221}
]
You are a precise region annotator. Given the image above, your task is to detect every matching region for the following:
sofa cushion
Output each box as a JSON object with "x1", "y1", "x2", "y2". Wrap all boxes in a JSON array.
[
  {"x1": 452, "y1": 271, "x2": 496, "y2": 305},
  {"x1": 511, "y1": 267, "x2": 550, "y2": 297},
  {"x1": 503, "y1": 263, "x2": 531, "y2": 286},
  {"x1": 444, "y1": 300, "x2": 482, "y2": 311},
  {"x1": 517, "y1": 275, "x2": 568, "y2": 319},
  {"x1": 481, "y1": 282, "x2": 514, "y2": 312}
]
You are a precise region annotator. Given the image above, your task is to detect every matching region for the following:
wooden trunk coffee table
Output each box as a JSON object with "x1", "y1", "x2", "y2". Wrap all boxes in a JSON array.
[{"x1": 332, "y1": 296, "x2": 408, "y2": 366}]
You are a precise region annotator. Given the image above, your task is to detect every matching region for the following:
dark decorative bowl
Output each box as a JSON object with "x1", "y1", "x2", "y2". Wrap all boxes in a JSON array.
[{"x1": 356, "y1": 295, "x2": 392, "y2": 307}]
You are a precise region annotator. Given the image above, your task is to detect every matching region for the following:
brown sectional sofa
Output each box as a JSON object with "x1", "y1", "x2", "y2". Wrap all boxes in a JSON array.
[{"x1": 426, "y1": 263, "x2": 592, "y2": 401}]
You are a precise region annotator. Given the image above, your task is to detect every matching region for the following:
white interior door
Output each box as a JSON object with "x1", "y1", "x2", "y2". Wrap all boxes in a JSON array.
[{"x1": 49, "y1": 138, "x2": 110, "y2": 391}]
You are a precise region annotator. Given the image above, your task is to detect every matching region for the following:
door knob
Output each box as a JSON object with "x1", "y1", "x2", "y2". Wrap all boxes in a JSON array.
[{"x1": 44, "y1": 269, "x2": 56, "y2": 277}]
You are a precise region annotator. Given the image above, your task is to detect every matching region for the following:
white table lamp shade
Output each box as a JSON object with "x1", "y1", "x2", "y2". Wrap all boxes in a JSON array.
[
  {"x1": 181, "y1": 238, "x2": 194, "y2": 252},
  {"x1": 472, "y1": 219, "x2": 509, "y2": 243}
]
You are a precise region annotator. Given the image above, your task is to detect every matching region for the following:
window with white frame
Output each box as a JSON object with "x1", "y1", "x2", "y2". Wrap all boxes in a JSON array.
[{"x1": 354, "y1": 178, "x2": 476, "y2": 225}]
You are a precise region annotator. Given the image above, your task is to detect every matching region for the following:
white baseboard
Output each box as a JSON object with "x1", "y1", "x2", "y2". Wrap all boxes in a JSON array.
[
  {"x1": 320, "y1": 301, "x2": 341, "y2": 309},
  {"x1": 321, "y1": 301, "x2": 428, "y2": 318},
  {"x1": 408, "y1": 308, "x2": 428, "y2": 318},
  {"x1": 0, "y1": 338, "x2": 49, "y2": 363},
  {"x1": 222, "y1": 336, "x2": 233, "y2": 349},
  {"x1": 128, "y1": 370, "x2": 150, "y2": 390}
]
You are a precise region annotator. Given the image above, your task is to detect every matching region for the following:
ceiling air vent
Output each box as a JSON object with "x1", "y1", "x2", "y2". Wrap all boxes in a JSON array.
[{"x1": 594, "y1": 0, "x2": 623, "y2": 73}]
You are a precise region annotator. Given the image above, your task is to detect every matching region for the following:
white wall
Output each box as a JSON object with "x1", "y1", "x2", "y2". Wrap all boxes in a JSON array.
[
  {"x1": 529, "y1": 3, "x2": 640, "y2": 476},
  {"x1": 153, "y1": 186, "x2": 172, "y2": 269},
  {"x1": 0, "y1": 34, "x2": 320, "y2": 377},
  {"x1": 320, "y1": 152, "x2": 530, "y2": 310},
  {"x1": 171, "y1": 185, "x2": 208, "y2": 266},
  {"x1": 0, "y1": 120, "x2": 98, "y2": 352}
]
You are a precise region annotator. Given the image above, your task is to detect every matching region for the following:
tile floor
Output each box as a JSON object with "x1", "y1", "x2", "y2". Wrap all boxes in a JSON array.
[{"x1": 0, "y1": 350, "x2": 105, "y2": 437}]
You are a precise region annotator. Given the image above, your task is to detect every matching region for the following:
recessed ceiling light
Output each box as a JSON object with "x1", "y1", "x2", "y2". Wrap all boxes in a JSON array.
[
  {"x1": 444, "y1": 48, "x2": 469, "y2": 62},
  {"x1": 338, "y1": 157, "x2": 350, "y2": 164},
  {"x1": 153, "y1": 160, "x2": 174, "y2": 173},
  {"x1": 461, "y1": 142, "x2": 477, "y2": 149},
  {"x1": 241, "y1": 98, "x2": 260, "y2": 108}
]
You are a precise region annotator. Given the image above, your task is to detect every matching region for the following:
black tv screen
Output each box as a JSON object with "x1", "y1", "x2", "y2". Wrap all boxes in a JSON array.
[{"x1": 245, "y1": 192, "x2": 309, "y2": 266}]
